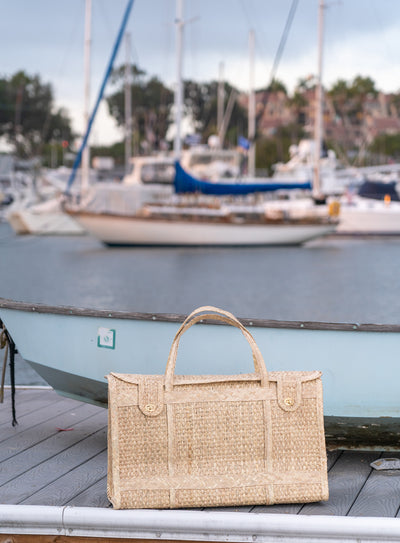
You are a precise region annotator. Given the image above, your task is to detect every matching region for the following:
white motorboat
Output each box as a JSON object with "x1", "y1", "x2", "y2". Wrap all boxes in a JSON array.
[
  {"x1": 336, "y1": 179, "x2": 400, "y2": 235},
  {"x1": 272, "y1": 140, "x2": 361, "y2": 196}
]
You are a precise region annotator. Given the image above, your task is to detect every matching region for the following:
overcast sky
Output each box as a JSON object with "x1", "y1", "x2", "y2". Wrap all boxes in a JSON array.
[{"x1": 1, "y1": 0, "x2": 400, "y2": 144}]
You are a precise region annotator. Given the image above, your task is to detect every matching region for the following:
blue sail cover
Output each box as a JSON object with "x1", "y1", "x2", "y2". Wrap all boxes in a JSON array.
[{"x1": 174, "y1": 161, "x2": 311, "y2": 195}]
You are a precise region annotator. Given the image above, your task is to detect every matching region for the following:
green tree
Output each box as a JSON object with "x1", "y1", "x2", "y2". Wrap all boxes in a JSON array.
[
  {"x1": 350, "y1": 75, "x2": 377, "y2": 98},
  {"x1": 369, "y1": 133, "x2": 400, "y2": 161},
  {"x1": 107, "y1": 66, "x2": 247, "y2": 151},
  {"x1": 328, "y1": 75, "x2": 378, "y2": 126},
  {"x1": 265, "y1": 79, "x2": 287, "y2": 94},
  {"x1": 183, "y1": 79, "x2": 218, "y2": 138},
  {"x1": 106, "y1": 64, "x2": 173, "y2": 153},
  {"x1": 0, "y1": 71, "x2": 73, "y2": 158},
  {"x1": 91, "y1": 141, "x2": 125, "y2": 164},
  {"x1": 256, "y1": 125, "x2": 307, "y2": 173},
  {"x1": 183, "y1": 79, "x2": 247, "y2": 145},
  {"x1": 288, "y1": 91, "x2": 308, "y2": 126},
  {"x1": 295, "y1": 75, "x2": 317, "y2": 93},
  {"x1": 328, "y1": 79, "x2": 352, "y2": 126}
]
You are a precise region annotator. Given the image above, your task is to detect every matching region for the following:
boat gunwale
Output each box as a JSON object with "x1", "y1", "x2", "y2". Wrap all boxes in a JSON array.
[
  {"x1": 0, "y1": 297, "x2": 398, "y2": 333},
  {"x1": 65, "y1": 209, "x2": 337, "y2": 227}
]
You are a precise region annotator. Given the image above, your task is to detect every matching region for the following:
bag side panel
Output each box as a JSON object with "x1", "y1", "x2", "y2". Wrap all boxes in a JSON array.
[
  {"x1": 269, "y1": 377, "x2": 328, "y2": 503},
  {"x1": 107, "y1": 375, "x2": 122, "y2": 508}
]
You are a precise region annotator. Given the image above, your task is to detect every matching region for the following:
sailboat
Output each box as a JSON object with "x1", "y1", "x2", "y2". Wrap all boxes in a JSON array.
[
  {"x1": 272, "y1": 139, "x2": 362, "y2": 196},
  {"x1": 65, "y1": 0, "x2": 339, "y2": 246},
  {"x1": 6, "y1": 1, "x2": 135, "y2": 237},
  {"x1": 5, "y1": 0, "x2": 96, "y2": 236},
  {"x1": 274, "y1": 0, "x2": 400, "y2": 235},
  {"x1": 65, "y1": 159, "x2": 338, "y2": 246}
]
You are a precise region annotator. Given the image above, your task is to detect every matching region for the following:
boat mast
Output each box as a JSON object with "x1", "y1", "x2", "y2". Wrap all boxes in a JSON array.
[
  {"x1": 174, "y1": 0, "x2": 184, "y2": 158},
  {"x1": 82, "y1": 0, "x2": 92, "y2": 193},
  {"x1": 248, "y1": 29, "x2": 256, "y2": 178},
  {"x1": 65, "y1": 0, "x2": 135, "y2": 194},
  {"x1": 124, "y1": 32, "x2": 132, "y2": 175},
  {"x1": 217, "y1": 62, "x2": 225, "y2": 137},
  {"x1": 313, "y1": 0, "x2": 324, "y2": 198}
]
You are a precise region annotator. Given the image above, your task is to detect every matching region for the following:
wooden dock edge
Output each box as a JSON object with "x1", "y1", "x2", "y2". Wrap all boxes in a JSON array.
[{"x1": 1, "y1": 505, "x2": 400, "y2": 542}]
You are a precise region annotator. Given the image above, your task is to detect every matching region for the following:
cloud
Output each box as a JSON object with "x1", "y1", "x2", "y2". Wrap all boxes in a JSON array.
[{"x1": 4, "y1": 0, "x2": 400, "y2": 144}]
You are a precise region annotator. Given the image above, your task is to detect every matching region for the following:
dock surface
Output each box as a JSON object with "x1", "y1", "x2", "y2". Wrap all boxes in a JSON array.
[
  {"x1": 2, "y1": 388, "x2": 400, "y2": 543},
  {"x1": 0, "y1": 387, "x2": 399, "y2": 516}
]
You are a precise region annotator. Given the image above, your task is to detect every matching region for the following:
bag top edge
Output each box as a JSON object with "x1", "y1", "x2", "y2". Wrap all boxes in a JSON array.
[{"x1": 107, "y1": 370, "x2": 322, "y2": 386}]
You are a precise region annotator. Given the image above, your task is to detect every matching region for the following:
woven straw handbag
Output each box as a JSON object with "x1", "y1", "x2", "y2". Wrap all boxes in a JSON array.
[{"x1": 107, "y1": 306, "x2": 328, "y2": 509}]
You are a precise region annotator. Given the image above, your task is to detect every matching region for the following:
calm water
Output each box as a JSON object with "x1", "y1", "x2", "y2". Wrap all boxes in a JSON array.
[{"x1": 1, "y1": 221, "x2": 400, "y2": 384}]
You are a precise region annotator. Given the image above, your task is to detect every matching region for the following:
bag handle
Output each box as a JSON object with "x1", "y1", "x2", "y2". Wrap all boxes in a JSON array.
[
  {"x1": 178, "y1": 305, "x2": 244, "y2": 330},
  {"x1": 164, "y1": 306, "x2": 268, "y2": 391},
  {"x1": 169, "y1": 306, "x2": 264, "y2": 359}
]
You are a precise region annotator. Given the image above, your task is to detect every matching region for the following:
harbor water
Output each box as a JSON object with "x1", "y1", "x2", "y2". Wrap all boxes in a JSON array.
[{"x1": 1, "y1": 221, "x2": 400, "y2": 384}]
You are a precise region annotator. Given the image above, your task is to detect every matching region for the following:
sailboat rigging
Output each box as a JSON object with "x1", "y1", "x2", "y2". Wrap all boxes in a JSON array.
[{"x1": 65, "y1": 0, "x2": 135, "y2": 194}]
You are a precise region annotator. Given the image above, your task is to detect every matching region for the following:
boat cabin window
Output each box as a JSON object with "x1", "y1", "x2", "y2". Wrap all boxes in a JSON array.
[{"x1": 140, "y1": 163, "x2": 175, "y2": 184}]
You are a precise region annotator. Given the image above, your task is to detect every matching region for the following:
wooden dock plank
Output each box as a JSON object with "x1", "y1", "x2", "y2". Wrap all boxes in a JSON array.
[
  {"x1": 0, "y1": 399, "x2": 100, "y2": 448},
  {"x1": 298, "y1": 450, "x2": 378, "y2": 516},
  {"x1": 0, "y1": 401, "x2": 103, "y2": 463},
  {"x1": 349, "y1": 453, "x2": 400, "y2": 517},
  {"x1": 66, "y1": 475, "x2": 110, "y2": 508},
  {"x1": 0, "y1": 389, "x2": 60, "y2": 425},
  {"x1": 22, "y1": 450, "x2": 108, "y2": 505},
  {"x1": 0, "y1": 424, "x2": 107, "y2": 504},
  {"x1": 1, "y1": 389, "x2": 400, "y2": 518},
  {"x1": 0, "y1": 410, "x2": 106, "y2": 487}
]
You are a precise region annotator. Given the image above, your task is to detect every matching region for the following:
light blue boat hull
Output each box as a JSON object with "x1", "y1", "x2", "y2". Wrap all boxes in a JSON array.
[{"x1": 1, "y1": 299, "x2": 399, "y2": 448}]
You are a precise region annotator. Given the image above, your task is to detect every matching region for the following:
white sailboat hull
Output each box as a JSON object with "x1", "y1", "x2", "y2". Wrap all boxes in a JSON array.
[
  {"x1": 70, "y1": 212, "x2": 336, "y2": 246},
  {"x1": 337, "y1": 199, "x2": 400, "y2": 234},
  {"x1": 7, "y1": 209, "x2": 85, "y2": 235}
]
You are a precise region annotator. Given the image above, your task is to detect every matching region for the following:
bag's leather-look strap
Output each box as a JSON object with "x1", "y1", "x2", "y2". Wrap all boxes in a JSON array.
[
  {"x1": 173, "y1": 306, "x2": 254, "y2": 342},
  {"x1": 179, "y1": 305, "x2": 242, "y2": 329},
  {"x1": 165, "y1": 306, "x2": 268, "y2": 391}
]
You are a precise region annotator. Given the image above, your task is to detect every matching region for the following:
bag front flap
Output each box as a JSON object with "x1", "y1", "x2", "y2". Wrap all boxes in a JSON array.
[
  {"x1": 107, "y1": 373, "x2": 164, "y2": 416},
  {"x1": 272, "y1": 371, "x2": 322, "y2": 412}
]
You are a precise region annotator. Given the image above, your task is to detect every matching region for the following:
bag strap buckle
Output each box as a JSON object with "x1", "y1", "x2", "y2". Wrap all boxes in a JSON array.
[{"x1": 138, "y1": 376, "x2": 164, "y2": 417}]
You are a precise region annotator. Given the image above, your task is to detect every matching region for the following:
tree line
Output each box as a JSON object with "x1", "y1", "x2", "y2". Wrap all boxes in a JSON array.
[
  {"x1": 0, "y1": 71, "x2": 73, "y2": 159},
  {"x1": 1, "y1": 68, "x2": 400, "y2": 171}
]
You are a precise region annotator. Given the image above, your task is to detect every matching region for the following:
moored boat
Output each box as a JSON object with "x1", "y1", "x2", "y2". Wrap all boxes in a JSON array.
[
  {"x1": 336, "y1": 179, "x2": 400, "y2": 235},
  {"x1": 1, "y1": 297, "x2": 400, "y2": 449},
  {"x1": 65, "y1": 161, "x2": 338, "y2": 246},
  {"x1": 7, "y1": 195, "x2": 85, "y2": 235},
  {"x1": 65, "y1": 208, "x2": 336, "y2": 246},
  {"x1": 272, "y1": 139, "x2": 361, "y2": 196}
]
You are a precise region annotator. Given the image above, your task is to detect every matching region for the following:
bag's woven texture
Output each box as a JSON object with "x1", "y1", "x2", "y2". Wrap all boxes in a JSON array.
[{"x1": 107, "y1": 306, "x2": 328, "y2": 509}]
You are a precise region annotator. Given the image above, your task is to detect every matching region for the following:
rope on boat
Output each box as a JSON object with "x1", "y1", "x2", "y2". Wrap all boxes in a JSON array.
[
  {"x1": 0, "y1": 324, "x2": 8, "y2": 403},
  {"x1": 0, "y1": 321, "x2": 18, "y2": 425}
]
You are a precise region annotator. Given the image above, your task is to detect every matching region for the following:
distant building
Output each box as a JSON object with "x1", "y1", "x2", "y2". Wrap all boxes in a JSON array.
[{"x1": 240, "y1": 86, "x2": 400, "y2": 147}]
